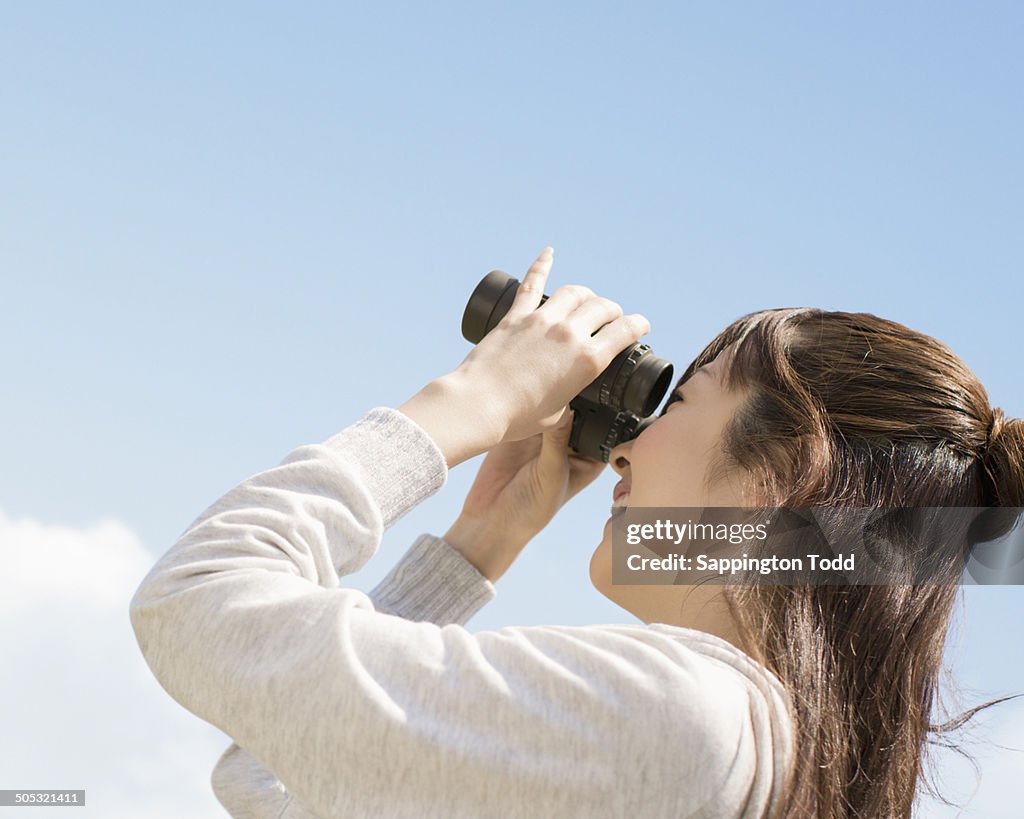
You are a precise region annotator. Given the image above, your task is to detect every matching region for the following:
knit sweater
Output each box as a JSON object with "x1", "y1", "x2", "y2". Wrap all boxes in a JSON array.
[{"x1": 129, "y1": 406, "x2": 795, "y2": 819}]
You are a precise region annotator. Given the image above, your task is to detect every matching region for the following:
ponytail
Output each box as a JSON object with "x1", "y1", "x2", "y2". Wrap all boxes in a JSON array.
[{"x1": 981, "y1": 408, "x2": 1024, "y2": 506}]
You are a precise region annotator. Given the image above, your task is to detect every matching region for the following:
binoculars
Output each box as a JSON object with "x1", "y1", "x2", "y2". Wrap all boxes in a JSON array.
[{"x1": 462, "y1": 270, "x2": 675, "y2": 463}]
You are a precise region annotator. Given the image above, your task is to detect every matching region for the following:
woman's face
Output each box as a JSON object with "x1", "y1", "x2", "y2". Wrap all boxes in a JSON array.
[{"x1": 589, "y1": 346, "x2": 754, "y2": 625}]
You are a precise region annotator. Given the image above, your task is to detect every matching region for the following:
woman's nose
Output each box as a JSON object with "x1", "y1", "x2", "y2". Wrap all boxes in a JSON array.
[
  {"x1": 608, "y1": 440, "x2": 632, "y2": 476},
  {"x1": 608, "y1": 414, "x2": 656, "y2": 475}
]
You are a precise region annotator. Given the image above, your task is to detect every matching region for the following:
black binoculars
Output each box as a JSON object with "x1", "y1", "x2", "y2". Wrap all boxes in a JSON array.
[{"x1": 461, "y1": 270, "x2": 675, "y2": 463}]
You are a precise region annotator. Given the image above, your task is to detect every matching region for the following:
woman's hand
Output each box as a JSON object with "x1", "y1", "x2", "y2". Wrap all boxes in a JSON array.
[
  {"x1": 441, "y1": 408, "x2": 607, "y2": 582},
  {"x1": 399, "y1": 247, "x2": 651, "y2": 469},
  {"x1": 452, "y1": 247, "x2": 651, "y2": 444}
]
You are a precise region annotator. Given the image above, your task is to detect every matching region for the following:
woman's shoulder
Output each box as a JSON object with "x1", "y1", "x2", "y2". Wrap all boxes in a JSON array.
[
  {"x1": 613, "y1": 621, "x2": 795, "y2": 810},
  {"x1": 478, "y1": 619, "x2": 795, "y2": 808},
  {"x1": 644, "y1": 622, "x2": 792, "y2": 703},
  {"x1": 640, "y1": 622, "x2": 795, "y2": 755},
  {"x1": 483, "y1": 619, "x2": 788, "y2": 699},
  {"x1": 476, "y1": 620, "x2": 792, "y2": 739}
]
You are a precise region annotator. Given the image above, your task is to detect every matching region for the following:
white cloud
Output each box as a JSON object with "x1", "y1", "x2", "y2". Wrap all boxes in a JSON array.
[{"x1": 0, "y1": 507, "x2": 230, "y2": 818}]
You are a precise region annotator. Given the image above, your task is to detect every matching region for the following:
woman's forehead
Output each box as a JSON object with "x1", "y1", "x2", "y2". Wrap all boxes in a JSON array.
[{"x1": 679, "y1": 344, "x2": 734, "y2": 386}]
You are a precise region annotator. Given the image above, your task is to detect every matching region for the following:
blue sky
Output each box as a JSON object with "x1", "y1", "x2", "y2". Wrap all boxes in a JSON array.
[{"x1": 1, "y1": 2, "x2": 1021, "y2": 816}]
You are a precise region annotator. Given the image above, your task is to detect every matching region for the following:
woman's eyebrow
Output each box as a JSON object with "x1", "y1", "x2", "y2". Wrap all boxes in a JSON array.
[
  {"x1": 687, "y1": 367, "x2": 714, "y2": 386},
  {"x1": 671, "y1": 363, "x2": 717, "y2": 395}
]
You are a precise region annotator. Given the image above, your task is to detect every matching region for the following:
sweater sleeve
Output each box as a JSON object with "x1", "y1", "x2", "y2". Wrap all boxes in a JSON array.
[
  {"x1": 210, "y1": 531, "x2": 498, "y2": 817},
  {"x1": 130, "y1": 407, "x2": 782, "y2": 819},
  {"x1": 367, "y1": 533, "x2": 497, "y2": 626}
]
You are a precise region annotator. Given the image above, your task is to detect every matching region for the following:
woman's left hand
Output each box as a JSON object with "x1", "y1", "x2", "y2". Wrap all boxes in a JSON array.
[{"x1": 441, "y1": 409, "x2": 607, "y2": 582}]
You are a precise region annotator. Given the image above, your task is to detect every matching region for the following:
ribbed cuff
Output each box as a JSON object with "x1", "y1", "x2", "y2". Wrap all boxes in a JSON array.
[
  {"x1": 369, "y1": 533, "x2": 497, "y2": 626},
  {"x1": 319, "y1": 407, "x2": 448, "y2": 528}
]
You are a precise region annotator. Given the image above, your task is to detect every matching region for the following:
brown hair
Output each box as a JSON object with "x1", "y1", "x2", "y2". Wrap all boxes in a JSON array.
[{"x1": 677, "y1": 308, "x2": 1024, "y2": 818}]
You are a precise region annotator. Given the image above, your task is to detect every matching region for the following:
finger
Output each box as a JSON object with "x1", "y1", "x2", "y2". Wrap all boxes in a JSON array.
[
  {"x1": 506, "y1": 247, "x2": 554, "y2": 318},
  {"x1": 536, "y1": 283, "x2": 597, "y2": 322},
  {"x1": 592, "y1": 313, "x2": 652, "y2": 359},
  {"x1": 565, "y1": 296, "x2": 623, "y2": 337}
]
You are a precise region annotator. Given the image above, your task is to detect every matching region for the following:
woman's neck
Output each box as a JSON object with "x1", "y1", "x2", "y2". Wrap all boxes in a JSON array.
[{"x1": 643, "y1": 585, "x2": 755, "y2": 659}]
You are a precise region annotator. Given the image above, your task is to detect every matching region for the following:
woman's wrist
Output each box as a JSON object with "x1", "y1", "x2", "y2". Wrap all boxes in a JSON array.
[
  {"x1": 443, "y1": 515, "x2": 527, "y2": 583},
  {"x1": 397, "y1": 372, "x2": 507, "y2": 469}
]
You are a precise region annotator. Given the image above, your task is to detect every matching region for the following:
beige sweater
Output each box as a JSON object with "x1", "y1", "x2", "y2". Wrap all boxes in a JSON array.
[{"x1": 129, "y1": 407, "x2": 794, "y2": 818}]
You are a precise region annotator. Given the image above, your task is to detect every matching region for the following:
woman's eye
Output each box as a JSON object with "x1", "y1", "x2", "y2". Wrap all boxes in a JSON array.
[{"x1": 659, "y1": 392, "x2": 684, "y2": 416}]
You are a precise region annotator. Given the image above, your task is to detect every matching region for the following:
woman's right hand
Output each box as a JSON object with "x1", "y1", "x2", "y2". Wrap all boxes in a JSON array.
[
  {"x1": 441, "y1": 407, "x2": 608, "y2": 582},
  {"x1": 450, "y1": 247, "x2": 651, "y2": 444},
  {"x1": 398, "y1": 247, "x2": 651, "y2": 469}
]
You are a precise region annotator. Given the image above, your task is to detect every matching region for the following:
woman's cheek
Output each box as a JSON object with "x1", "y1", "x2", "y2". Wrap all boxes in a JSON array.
[{"x1": 630, "y1": 422, "x2": 691, "y2": 503}]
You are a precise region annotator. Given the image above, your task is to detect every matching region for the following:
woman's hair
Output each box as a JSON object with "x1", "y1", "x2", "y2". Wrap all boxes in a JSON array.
[{"x1": 677, "y1": 308, "x2": 1023, "y2": 818}]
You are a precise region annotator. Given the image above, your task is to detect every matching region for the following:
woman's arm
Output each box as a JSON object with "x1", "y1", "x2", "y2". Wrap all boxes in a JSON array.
[
  {"x1": 211, "y1": 530, "x2": 498, "y2": 817},
  {"x1": 134, "y1": 248, "x2": 682, "y2": 817},
  {"x1": 130, "y1": 407, "x2": 775, "y2": 819}
]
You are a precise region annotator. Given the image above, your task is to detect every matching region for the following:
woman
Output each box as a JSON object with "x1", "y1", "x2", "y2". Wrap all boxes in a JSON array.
[{"x1": 130, "y1": 247, "x2": 1022, "y2": 818}]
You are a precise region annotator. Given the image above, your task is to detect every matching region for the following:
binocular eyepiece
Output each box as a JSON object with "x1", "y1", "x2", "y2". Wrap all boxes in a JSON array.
[{"x1": 462, "y1": 270, "x2": 675, "y2": 463}]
